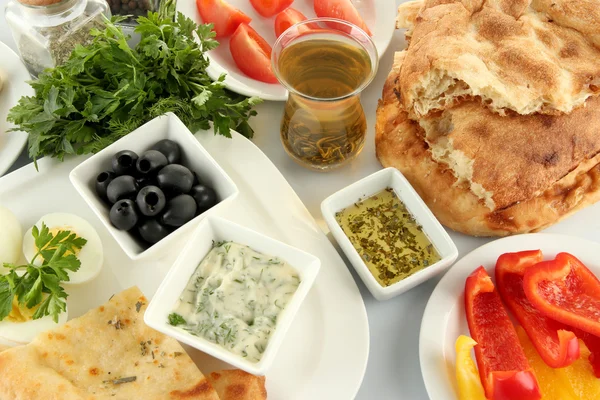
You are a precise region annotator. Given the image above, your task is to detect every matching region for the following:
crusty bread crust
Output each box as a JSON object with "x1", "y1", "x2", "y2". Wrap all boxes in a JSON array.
[
  {"x1": 376, "y1": 62, "x2": 600, "y2": 236},
  {"x1": 396, "y1": 0, "x2": 600, "y2": 118},
  {"x1": 419, "y1": 96, "x2": 600, "y2": 210}
]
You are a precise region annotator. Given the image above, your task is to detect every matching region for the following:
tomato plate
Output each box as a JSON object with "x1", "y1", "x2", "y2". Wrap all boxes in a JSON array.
[{"x1": 176, "y1": 0, "x2": 397, "y2": 101}]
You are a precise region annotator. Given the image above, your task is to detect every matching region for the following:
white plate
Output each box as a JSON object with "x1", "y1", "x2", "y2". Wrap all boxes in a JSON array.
[
  {"x1": 176, "y1": 0, "x2": 398, "y2": 101},
  {"x1": 419, "y1": 233, "x2": 600, "y2": 400},
  {"x1": 0, "y1": 129, "x2": 370, "y2": 399},
  {"x1": 0, "y1": 41, "x2": 33, "y2": 177}
]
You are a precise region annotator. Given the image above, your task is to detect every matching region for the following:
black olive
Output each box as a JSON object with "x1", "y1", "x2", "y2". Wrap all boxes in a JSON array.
[
  {"x1": 138, "y1": 219, "x2": 170, "y2": 244},
  {"x1": 151, "y1": 139, "x2": 181, "y2": 164},
  {"x1": 136, "y1": 186, "x2": 166, "y2": 217},
  {"x1": 157, "y1": 164, "x2": 194, "y2": 195},
  {"x1": 106, "y1": 175, "x2": 138, "y2": 204},
  {"x1": 161, "y1": 194, "x2": 197, "y2": 227},
  {"x1": 95, "y1": 171, "x2": 115, "y2": 200},
  {"x1": 111, "y1": 150, "x2": 138, "y2": 176},
  {"x1": 135, "y1": 175, "x2": 156, "y2": 189},
  {"x1": 189, "y1": 184, "x2": 218, "y2": 213},
  {"x1": 109, "y1": 199, "x2": 139, "y2": 230},
  {"x1": 192, "y1": 171, "x2": 202, "y2": 186},
  {"x1": 136, "y1": 150, "x2": 168, "y2": 176}
]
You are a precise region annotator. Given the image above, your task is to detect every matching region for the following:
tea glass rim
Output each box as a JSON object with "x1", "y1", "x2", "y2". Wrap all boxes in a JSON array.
[{"x1": 271, "y1": 17, "x2": 379, "y2": 103}]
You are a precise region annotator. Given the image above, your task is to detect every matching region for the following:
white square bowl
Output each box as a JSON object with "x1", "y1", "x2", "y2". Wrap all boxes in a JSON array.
[
  {"x1": 321, "y1": 167, "x2": 458, "y2": 301},
  {"x1": 144, "y1": 216, "x2": 321, "y2": 376},
  {"x1": 69, "y1": 113, "x2": 239, "y2": 260}
]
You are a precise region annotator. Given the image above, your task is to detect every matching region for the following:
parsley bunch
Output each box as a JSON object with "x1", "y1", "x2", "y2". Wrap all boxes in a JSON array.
[
  {"x1": 0, "y1": 223, "x2": 86, "y2": 323},
  {"x1": 8, "y1": 0, "x2": 261, "y2": 164}
]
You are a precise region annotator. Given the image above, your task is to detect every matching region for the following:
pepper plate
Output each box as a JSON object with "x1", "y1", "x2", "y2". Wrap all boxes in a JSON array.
[{"x1": 419, "y1": 233, "x2": 600, "y2": 400}]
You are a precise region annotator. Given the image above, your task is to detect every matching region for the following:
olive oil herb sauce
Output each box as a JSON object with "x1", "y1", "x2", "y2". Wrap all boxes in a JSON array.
[
  {"x1": 335, "y1": 188, "x2": 441, "y2": 287},
  {"x1": 170, "y1": 242, "x2": 301, "y2": 363}
]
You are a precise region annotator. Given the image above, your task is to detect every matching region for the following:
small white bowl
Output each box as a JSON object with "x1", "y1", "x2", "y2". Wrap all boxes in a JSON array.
[
  {"x1": 321, "y1": 167, "x2": 458, "y2": 301},
  {"x1": 144, "y1": 216, "x2": 320, "y2": 376},
  {"x1": 69, "y1": 113, "x2": 239, "y2": 261}
]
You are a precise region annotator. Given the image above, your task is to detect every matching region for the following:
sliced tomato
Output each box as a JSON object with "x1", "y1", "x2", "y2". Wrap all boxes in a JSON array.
[
  {"x1": 195, "y1": 0, "x2": 251, "y2": 38},
  {"x1": 230, "y1": 24, "x2": 278, "y2": 84},
  {"x1": 249, "y1": 0, "x2": 294, "y2": 17},
  {"x1": 314, "y1": 0, "x2": 372, "y2": 36},
  {"x1": 275, "y1": 8, "x2": 317, "y2": 37}
]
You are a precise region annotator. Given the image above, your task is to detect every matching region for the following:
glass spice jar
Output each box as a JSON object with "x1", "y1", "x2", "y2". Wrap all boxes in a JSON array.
[
  {"x1": 108, "y1": 0, "x2": 158, "y2": 25},
  {"x1": 5, "y1": 0, "x2": 111, "y2": 77}
]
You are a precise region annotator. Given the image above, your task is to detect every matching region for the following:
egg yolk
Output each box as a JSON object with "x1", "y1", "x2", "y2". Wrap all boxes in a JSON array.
[
  {"x1": 36, "y1": 226, "x2": 81, "y2": 257},
  {"x1": 6, "y1": 298, "x2": 38, "y2": 323}
]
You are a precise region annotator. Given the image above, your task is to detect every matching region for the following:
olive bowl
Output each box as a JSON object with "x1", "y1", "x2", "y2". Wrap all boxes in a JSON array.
[
  {"x1": 69, "y1": 113, "x2": 239, "y2": 260},
  {"x1": 321, "y1": 167, "x2": 458, "y2": 301}
]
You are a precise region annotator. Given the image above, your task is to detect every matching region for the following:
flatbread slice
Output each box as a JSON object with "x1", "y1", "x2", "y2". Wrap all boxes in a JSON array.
[
  {"x1": 376, "y1": 53, "x2": 600, "y2": 236},
  {"x1": 0, "y1": 287, "x2": 220, "y2": 400},
  {"x1": 207, "y1": 370, "x2": 267, "y2": 400},
  {"x1": 395, "y1": 0, "x2": 600, "y2": 117}
]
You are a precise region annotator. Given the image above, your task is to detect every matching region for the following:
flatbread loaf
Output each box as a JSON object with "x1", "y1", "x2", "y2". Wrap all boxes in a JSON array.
[
  {"x1": 0, "y1": 287, "x2": 220, "y2": 400},
  {"x1": 376, "y1": 54, "x2": 600, "y2": 236},
  {"x1": 395, "y1": 0, "x2": 600, "y2": 118},
  {"x1": 207, "y1": 370, "x2": 267, "y2": 400}
]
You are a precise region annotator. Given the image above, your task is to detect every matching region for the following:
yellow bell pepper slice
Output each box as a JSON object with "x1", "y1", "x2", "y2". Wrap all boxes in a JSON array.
[
  {"x1": 555, "y1": 337, "x2": 600, "y2": 398},
  {"x1": 517, "y1": 326, "x2": 577, "y2": 400},
  {"x1": 455, "y1": 335, "x2": 486, "y2": 400}
]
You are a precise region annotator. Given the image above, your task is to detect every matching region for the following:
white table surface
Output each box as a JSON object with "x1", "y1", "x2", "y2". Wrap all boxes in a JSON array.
[{"x1": 3, "y1": 1, "x2": 600, "y2": 399}]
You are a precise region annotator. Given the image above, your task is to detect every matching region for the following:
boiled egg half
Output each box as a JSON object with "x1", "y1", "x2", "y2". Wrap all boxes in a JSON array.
[
  {"x1": 0, "y1": 206, "x2": 23, "y2": 272},
  {"x1": 0, "y1": 299, "x2": 68, "y2": 345},
  {"x1": 23, "y1": 213, "x2": 104, "y2": 285}
]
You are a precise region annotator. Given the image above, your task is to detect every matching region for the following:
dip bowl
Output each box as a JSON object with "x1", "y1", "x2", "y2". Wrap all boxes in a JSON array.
[
  {"x1": 321, "y1": 167, "x2": 458, "y2": 301},
  {"x1": 144, "y1": 216, "x2": 321, "y2": 376}
]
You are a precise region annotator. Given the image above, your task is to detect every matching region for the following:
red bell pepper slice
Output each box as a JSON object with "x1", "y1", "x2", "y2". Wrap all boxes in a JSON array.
[
  {"x1": 465, "y1": 266, "x2": 541, "y2": 400},
  {"x1": 495, "y1": 250, "x2": 580, "y2": 368},
  {"x1": 524, "y1": 252, "x2": 600, "y2": 338},
  {"x1": 570, "y1": 327, "x2": 600, "y2": 377}
]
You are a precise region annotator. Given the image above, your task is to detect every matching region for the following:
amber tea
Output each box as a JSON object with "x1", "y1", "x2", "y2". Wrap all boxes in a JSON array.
[{"x1": 277, "y1": 36, "x2": 373, "y2": 170}]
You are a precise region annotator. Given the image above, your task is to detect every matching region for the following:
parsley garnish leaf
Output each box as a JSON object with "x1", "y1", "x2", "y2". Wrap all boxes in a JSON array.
[
  {"x1": 168, "y1": 313, "x2": 187, "y2": 326},
  {"x1": 0, "y1": 223, "x2": 85, "y2": 323}
]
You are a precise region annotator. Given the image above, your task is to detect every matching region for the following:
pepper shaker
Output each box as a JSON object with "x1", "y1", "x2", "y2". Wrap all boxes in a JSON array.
[{"x1": 5, "y1": 0, "x2": 111, "y2": 77}]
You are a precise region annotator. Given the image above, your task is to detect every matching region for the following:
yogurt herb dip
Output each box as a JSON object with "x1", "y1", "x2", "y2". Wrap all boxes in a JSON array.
[{"x1": 169, "y1": 241, "x2": 301, "y2": 362}]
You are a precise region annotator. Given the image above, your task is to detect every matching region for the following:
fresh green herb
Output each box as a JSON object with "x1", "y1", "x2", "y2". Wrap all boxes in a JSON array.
[
  {"x1": 0, "y1": 223, "x2": 86, "y2": 323},
  {"x1": 7, "y1": 0, "x2": 261, "y2": 166},
  {"x1": 168, "y1": 312, "x2": 187, "y2": 326}
]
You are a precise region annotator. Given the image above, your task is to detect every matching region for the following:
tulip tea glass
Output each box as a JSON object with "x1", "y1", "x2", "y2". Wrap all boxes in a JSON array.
[{"x1": 272, "y1": 18, "x2": 378, "y2": 171}]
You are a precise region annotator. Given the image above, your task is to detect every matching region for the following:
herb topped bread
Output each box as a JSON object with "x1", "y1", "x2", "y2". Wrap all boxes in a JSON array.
[
  {"x1": 376, "y1": 0, "x2": 600, "y2": 236},
  {"x1": 0, "y1": 287, "x2": 266, "y2": 399}
]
